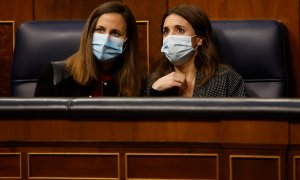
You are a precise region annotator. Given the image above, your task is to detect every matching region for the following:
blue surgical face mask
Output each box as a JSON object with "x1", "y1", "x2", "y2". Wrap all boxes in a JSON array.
[
  {"x1": 161, "y1": 35, "x2": 198, "y2": 65},
  {"x1": 92, "y1": 33, "x2": 126, "y2": 62}
]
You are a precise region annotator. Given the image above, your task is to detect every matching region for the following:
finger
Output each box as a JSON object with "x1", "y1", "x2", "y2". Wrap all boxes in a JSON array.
[{"x1": 174, "y1": 78, "x2": 181, "y2": 84}]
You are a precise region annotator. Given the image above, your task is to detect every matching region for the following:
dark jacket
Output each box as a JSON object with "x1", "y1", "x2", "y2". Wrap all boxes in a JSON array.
[
  {"x1": 144, "y1": 65, "x2": 246, "y2": 97},
  {"x1": 34, "y1": 61, "x2": 118, "y2": 97}
]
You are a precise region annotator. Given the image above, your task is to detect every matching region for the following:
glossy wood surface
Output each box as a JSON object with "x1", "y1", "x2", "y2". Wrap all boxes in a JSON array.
[{"x1": 0, "y1": 98, "x2": 298, "y2": 180}]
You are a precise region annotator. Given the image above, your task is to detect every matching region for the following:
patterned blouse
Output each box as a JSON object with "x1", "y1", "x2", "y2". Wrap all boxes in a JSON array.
[{"x1": 144, "y1": 65, "x2": 246, "y2": 97}]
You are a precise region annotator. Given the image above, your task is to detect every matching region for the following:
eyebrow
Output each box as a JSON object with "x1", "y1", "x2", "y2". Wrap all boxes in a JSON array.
[
  {"x1": 111, "y1": 29, "x2": 122, "y2": 34},
  {"x1": 95, "y1": 25, "x2": 105, "y2": 30},
  {"x1": 174, "y1": 25, "x2": 186, "y2": 29},
  {"x1": 163, "y1": 24, "x2": 186, "y2": 29}
]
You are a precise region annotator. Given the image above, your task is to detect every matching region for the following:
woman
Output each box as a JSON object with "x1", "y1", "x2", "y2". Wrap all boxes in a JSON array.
[
  {"x1": 35, "y1": 2, "x2": 145, "y2": 97},
  {"x1": 144, "y1": 4, "x2": 245, "y2": 97}
]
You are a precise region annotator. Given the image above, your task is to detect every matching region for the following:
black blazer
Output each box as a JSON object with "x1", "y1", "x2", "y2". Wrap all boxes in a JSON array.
[{"x1": 34, "y1": 61, "x2": 118, "y2": 97}]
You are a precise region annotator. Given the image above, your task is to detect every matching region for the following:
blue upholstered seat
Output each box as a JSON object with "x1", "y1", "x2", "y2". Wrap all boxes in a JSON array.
[
  {"x1": 212, "y1": 20, "x2": 290, "y2": 97},
  {"x1": 11, "y1": 21, "x2": 85, "y2": 97}
]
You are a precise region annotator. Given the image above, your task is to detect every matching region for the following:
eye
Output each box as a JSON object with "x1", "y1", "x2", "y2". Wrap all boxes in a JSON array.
[
  {"x1": 95, "y1": 27, "x2": 105, "y2": 33},
  {"x1": 111, "y1": 31, "x2": 121, "y2": 37},
  {"x1": 162, "y1": 28, "x2": 169, "y2": 36},
  {"x1": 177, "y1": 27, "x2": 185, "y2": 34}
]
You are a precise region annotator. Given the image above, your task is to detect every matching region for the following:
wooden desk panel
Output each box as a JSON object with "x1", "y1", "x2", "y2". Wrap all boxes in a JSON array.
[
  {"x1": 0, "y1": 118, "x2": 289, "y2": 144},
  {"x1": 0, "y1": 119, "x2": 220, "y2": 142},
  {"x1": 0, "y1": 153, "x2": 21, "y2": 178},
  {"x1": 126, "y1": 153, "x2": 218, "y2": 179},
  {"x1": 0, "y1": 98, "x2": 299, "y2": 180},
  {"x1": 28, "y1": 153, "x2": 119, "y2": 179},
  {"x1": 220, "y1": 120, "x2": 289, "y2": 144}
]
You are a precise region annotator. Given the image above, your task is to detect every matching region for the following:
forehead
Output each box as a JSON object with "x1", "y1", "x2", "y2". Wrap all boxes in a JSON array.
[
  {"x1": 163, "y1": 14, "x2": 192, "y2": 29},
  {"x1": 96, "y1": 12, "x2": 127, "y2": 31}
]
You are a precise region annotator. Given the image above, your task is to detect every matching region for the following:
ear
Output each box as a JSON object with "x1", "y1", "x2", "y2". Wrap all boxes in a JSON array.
[
  {"x1": 123, "y1": 38, "x2": 129, "y2": 49},
  {"x1": 196, "y1": 36, "x2": 203, "y2": 46}
]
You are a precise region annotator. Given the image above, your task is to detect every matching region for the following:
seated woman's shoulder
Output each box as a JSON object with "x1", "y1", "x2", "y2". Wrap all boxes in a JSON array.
[
  {"x1": 216, "y1": 64, "x2": 245, "y2": 83},
  {"x1": 216, "y1": 64, "x2": 237, "y2": 74}
]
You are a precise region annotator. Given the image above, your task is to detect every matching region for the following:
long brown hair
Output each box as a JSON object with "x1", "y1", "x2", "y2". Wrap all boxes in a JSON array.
[
  {"x1": 152, "y1": 4, "x2": 220, "y2": 87},
  {"x1": 65, "y1": 1, "x2": 145, "y2": 96}
]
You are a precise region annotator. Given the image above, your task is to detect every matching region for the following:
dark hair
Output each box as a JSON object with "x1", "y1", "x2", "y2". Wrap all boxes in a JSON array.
[
  {"x1": 65, "y1": 1, "x2": 144, "y2": 96},
  {"x1": 152, "y1": 4, "x2": 220, "y2": 86}
]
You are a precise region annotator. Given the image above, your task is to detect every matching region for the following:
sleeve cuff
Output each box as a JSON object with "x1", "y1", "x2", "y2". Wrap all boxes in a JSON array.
[{"x1": 149, "y1": 88, "x2": 165, "y2": 96}]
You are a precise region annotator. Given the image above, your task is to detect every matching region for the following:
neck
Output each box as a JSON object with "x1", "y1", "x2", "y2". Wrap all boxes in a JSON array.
[
  {"x1": 175, "y1": 57, "x2": 197, "y2": 81},
  {"x1": 97, "y1": 60, "x2": 116, "y2": 74},
  {"x1": 175, "y1": 55, "x2": 197, "y2": 97}
]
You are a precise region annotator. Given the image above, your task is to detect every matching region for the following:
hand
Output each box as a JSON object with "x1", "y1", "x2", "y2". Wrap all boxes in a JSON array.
[{"x1": 152, "y1": 72, "x2": 186, "y2": 92}]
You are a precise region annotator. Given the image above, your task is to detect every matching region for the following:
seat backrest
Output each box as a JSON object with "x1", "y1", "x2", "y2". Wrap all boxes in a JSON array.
[
  {"x1": 11, "y1": 20, "x2": 290, "y2": 97},
  {"x1": 212, "y1": 20, "x2": 290, "y2": 97},
  {"x1": 11, "y1": 21, "x2": 85, "y2": 97}
]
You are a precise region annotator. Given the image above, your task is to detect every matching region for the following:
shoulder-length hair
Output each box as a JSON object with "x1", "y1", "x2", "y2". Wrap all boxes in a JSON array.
[
  {"x1": 152, "y1": 4, "x2": 220, "y2": 87},
  {"x1": 65, "y1": 1, "x2": 144, "y2": 96}
]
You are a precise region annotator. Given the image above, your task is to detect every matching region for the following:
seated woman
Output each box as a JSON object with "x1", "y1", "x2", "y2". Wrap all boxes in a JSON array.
[
  {"x1": 34, "y1": 2, "x2": 145, "y2": 97},
  {"x1": 144, "y1": 4, "x2": 246, "y2": 97}
]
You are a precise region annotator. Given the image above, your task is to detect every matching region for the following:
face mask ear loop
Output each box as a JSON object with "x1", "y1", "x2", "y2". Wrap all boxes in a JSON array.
[
  {"x1": 122, "y1": 37, "x2": 128, "y2": 52},
  {"x1": 191, "y1": 35, "x2": 199, "y2": 51},
  {"x1": 193, "y1": 45, "x2": 199, "y2": 51}
]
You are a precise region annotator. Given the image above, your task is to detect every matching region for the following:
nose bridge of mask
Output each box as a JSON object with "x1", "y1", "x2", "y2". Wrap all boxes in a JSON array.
[
  {"x1": 106, "y1": 36, "x2": 124, "y2": 51},
  {"x1": 93, "y1": 33, "x2": 124, "y2": 50},
  {"x1": 166, "y1": 35, "x2": 192, "y2": 44},
  {"x1": 92, "y1": 33, "x2": 125, "y2": 61},
  {"x1": 162, "y1": 35, "x2": 193, "y2": 53},
  {"x1": 93, "y1": 33, "x2": 109, "y2": 45}
]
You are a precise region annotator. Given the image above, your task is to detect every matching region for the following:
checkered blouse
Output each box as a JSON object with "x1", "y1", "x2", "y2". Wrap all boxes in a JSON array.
[{"x1": 144, "y1": 65, "x2": 246, "y2": 97}]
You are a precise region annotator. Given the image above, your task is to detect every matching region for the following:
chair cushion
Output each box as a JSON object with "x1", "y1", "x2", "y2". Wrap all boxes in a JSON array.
[
  {"x1": 11, "y1": 21, "x2": 85, "y2": 97},
  {"x1": 212, "y1": 20, "x2": 289, "y2": 97}
]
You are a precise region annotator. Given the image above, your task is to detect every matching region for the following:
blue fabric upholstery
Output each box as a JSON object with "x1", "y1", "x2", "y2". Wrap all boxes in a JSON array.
[
  {"x1": 11, "y1": 20, "x2": 290, "y2": 97},
  {"x1": 212, "y1": 20, "x2": 290, "y2": 97},
  {"x1": 11, "y1": 21, "x2": 85, "y2": 97}
]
